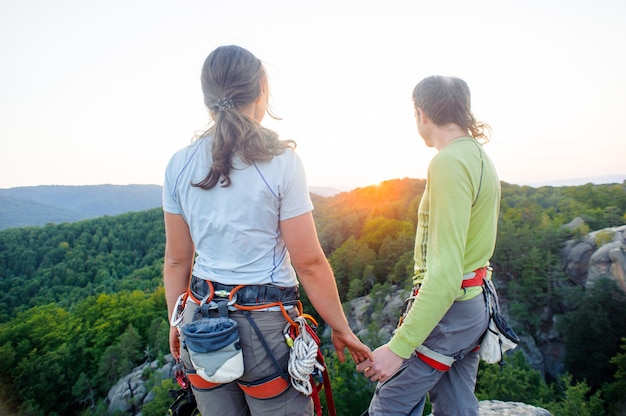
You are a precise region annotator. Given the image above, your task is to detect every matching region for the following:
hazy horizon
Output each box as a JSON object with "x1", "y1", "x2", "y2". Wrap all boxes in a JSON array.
[
  {"x1": 1, "y1": 173, "x2": 624, "y2": 196},
  {"x1": 1, "y1": 1, "x2": 625, "y2": 190}
]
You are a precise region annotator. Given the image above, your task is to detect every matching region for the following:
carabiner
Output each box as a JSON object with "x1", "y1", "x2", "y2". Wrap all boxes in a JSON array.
[
  {"x1": 283, "y1": 321, "x2": 294, "y2": 347},
  {"x1": 174, "y1": 361, "x2": 189, "y2": 389},
  {"x1": 214, "y1": 289, "x2": 230, "y2": 298},
  {"x1": 170, "y1": 293, "x2": 185, "y2": 327}
]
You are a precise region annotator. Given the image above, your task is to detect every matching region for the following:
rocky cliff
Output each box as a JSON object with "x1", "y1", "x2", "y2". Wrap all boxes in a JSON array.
[
  {"x1": 107, "y1": 222, "x2": 626, "y2": 415},
  {"x1": 108, "y1": 356, "x2": 552, "y2": 415},
  {"x1": 341, "y1": 222, "x2": 626, "y2": 382}
]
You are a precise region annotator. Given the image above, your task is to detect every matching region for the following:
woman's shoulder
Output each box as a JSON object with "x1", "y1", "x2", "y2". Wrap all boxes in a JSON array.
[{"x1": 169, "y1": 136, "x2": 209, "y2": 162}]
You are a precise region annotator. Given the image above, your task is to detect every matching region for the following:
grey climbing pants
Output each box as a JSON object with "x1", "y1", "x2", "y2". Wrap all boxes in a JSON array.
[{"x1": 367, "y1": 294, "x2": 489, "y2": 416}]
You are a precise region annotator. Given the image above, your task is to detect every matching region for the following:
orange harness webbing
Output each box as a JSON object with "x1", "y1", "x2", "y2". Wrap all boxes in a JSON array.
[{"x1": 184, "y1": 281, "x2": 336, "y2": 416}]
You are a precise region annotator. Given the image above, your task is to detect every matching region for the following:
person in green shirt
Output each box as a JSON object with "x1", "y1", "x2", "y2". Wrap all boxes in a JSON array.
[{"x1": 357, "y1": 75, "x2": 501, "y2": 415}]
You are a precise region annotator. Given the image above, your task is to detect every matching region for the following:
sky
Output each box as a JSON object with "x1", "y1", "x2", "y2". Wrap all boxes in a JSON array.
[{"x1": 1, "y1": 0, "x2": 625, "y2": 191}]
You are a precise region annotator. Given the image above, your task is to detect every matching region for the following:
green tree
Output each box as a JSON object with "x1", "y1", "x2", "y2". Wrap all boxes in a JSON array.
[
  {"x1": 141, "y1": 378, "x2": 182, "y2": 416},
  {"x1": 558, "y1": 278, "x2": 626, "y2": 391},
  {"x1": 320, "y1": 351, "x2": 375, "y2": 416},
  {"x1": 602, "y1": 338, "x2": 626, "y2": 415},
  {"x1": 476, "y1": 351, "x2": 555, "y2": 406},
  {"x1": 72, "y1": 372, "x2": 96, "y2": 411},
  {"x1": 329, "y1": 237, "x2": 376, "y2": 298},
  {"x1": 545, "y1": 375, "x2": 604, "y2": 416}
]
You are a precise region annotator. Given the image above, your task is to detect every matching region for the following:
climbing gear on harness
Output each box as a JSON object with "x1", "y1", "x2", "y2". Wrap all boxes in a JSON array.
[
  {"x1": 396, "y1": 267, "x2": 489, "y2": 330},
  {"x1": 283, "y1": 314, "x2": 336, "y2": 416},
  {"x1": 168, "y1": 362, "x2": 200, "y2": 416},
  {"x1": 174, "y1": 278, "x2": 336, "y2": 415},
  {"x1": 479, "y1": 278, "x2": 519, "y2": 366},
  {"x1": 395, "y1": 267, "x2": 491, "y2": 371},
  {"x1": 189, "y1": 276, "x2": 301, "y2": 308},
  {"x1": 170, "y1": 292, "x2": 187, "y2": 327},
  {"x1": 287, "y1": 316, "x2": 326, "y2": 395},
  {"x1": 181, "y1": 295, "x2": 244, "y2": 384}
]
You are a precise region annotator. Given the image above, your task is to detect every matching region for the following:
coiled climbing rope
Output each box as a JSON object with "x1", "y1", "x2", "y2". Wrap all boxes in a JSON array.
[{"x1": 287, "y1": 316, "x2": 325, "y2": 396}]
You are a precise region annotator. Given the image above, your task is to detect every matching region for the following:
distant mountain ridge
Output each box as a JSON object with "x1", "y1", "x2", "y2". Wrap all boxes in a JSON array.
[
  {"x1": 0, "y1": 184, "x2": 163, "y2": 230},
  {"x1": 0, "y1": 184, "x2": 346, "y2": 230},
  {"x1": 523, "y1": 174, "x2": 625, "y2": 187},
  {"x1": 2, "y1": 175, "x2": 623, "y2": 230}
]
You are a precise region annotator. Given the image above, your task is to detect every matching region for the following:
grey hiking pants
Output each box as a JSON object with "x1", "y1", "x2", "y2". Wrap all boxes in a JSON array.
[
  {"x1": 180, "y1": 303, "x2": 313, "y2": 416},
  {"x1": 368, "y1": 294, "x2": 489, "y2": 416}
]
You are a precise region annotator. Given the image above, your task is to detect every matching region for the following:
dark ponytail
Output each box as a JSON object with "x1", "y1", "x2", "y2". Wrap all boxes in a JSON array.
[{"x1": 193, "y1": 45, "x2": 294, "y2": 189}]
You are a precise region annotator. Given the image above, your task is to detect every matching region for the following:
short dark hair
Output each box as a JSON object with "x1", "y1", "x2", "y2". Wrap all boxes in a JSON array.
[{"x1": 413, "y1": 76, "x2": 490, "y2": 142}]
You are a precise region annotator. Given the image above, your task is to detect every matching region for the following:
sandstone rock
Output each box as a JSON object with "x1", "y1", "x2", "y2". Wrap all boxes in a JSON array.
[
  {"x1": 562, "y1": 239, "x2": 595, "y2": 286},
  {"x1": 107, "y1": 355, "x2": 175, "y2": 415},
  {"x1": 476, "y1": 400, "x2": 551, "y2": 415},
  {"x1": 586, "y1": 225, "x2": 626, "y2": 291},
  {"x1": 425, "y1": 400, "x2": 551, "y2": 416},
  {"x1": 563, "y1": 224, "x2": 626, "y2": 289},
  {"x1": 346, "y1": 295, "x2": 373, "y2": 336},
  {"x1": 563, "y1": 217, "x2": 585, "y2": 230}
]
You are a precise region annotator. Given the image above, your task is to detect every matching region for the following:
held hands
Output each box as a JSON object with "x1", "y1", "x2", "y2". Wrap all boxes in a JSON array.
[{"x1": 356, "y1": 344, "x2": 403, "y2": 383}]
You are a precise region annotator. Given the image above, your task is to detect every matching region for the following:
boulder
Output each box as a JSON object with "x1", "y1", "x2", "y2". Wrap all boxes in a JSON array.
[
  {"x1": 476, "y1": 400, "x2": 551, "y2": 415},
  {"x1": 107, "y1": 355, "x2": 175, "y2": 415},
  {"x1": 586, "y1": 225, "x2": 626, "y2": 291},
  {"x1": 563, "y1": 224, "x2": 626, "y2": 289}
]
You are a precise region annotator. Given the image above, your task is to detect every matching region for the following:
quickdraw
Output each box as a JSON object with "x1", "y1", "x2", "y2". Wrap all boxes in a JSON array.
[{"x1": 168, "y1": 362, "x2": 200, "y2": 416}]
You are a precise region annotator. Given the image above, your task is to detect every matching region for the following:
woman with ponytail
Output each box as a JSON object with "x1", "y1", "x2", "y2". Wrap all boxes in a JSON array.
[{"x1": 163, "y1": 45, "x2": 371, "y2": 416}]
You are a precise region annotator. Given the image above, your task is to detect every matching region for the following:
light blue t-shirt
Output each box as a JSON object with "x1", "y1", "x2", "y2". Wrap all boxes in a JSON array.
[{"x1": 163, "y1": 135, "x2": 314, "y2": 287}]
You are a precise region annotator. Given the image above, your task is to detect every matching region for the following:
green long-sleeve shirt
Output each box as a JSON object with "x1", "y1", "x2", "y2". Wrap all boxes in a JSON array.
[{"x1": 389, "y1": 137, "x2": 501, "y2": 359}]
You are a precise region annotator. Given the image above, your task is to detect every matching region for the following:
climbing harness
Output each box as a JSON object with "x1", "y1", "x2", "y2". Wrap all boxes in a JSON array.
[
  {"x1": 479, "y1": 278, "x2": 519, "y2": 366},
  {"x1": 172, "y1": 278, "x2": 336, "y2": 416},
  {"x1": 396, "y1": 267, "x2": 488, "y2": 329},
  {"x1": 395, "y1": 267, "x2": 489, "y2": 371}
]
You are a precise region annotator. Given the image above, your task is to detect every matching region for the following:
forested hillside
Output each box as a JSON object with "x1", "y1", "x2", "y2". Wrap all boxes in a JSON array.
[
  {"x1": 0, "y1": 179, "x2": 625, "y2": 415},
  {"x1": 0, "y1": 184, "x2": 162, "y2": 230}
]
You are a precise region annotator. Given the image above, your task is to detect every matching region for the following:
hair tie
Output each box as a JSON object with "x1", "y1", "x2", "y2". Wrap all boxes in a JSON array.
[{"x1": 216, "y1": 97, "x2": 235, "y2": 112}]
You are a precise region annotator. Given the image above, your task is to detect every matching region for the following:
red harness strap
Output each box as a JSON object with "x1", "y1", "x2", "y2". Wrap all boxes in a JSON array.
[
  {"x1": 238, "y1": 375, "x2": 290, "y2": 399},
  {"x1": 413, "y1": 267, "x2": 487, "y2": 296},
  {"x1": 412, "y1": 268, "x2": 488, "y2": 371},
  {"x1": 187, "y1": 372, "x2": 221, "y2": 390},
  {"x1": 416, "y1": 350, "x2": 452, "y2": 371},
  {"x1": 313, "y1": 350, "x2": 336, "y2": 416},
  {"x1": 461, "y1": 267, "x2": 487, "y2": 288}
]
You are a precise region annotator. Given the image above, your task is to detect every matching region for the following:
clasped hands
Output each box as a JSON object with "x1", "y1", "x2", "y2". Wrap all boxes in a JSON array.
[{"x1": 356, "y1": 344, "x2": 404, "y2": 383}]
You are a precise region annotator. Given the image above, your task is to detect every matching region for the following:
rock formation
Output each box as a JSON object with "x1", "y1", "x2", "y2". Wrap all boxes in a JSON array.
[
  {"x1": 563, "y1": 222, "x2": 626, "y2": 291},
  {"x1": 107, "y1": 355, "x2": 176, "y2": 414},
  {"x1": 473, "y1": 400, "x2": 551, "y2": 415}
]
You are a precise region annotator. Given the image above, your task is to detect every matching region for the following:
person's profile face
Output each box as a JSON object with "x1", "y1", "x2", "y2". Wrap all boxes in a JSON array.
[{"x1": 414, "y1": 107, "x2": 432, "y2": 147}]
